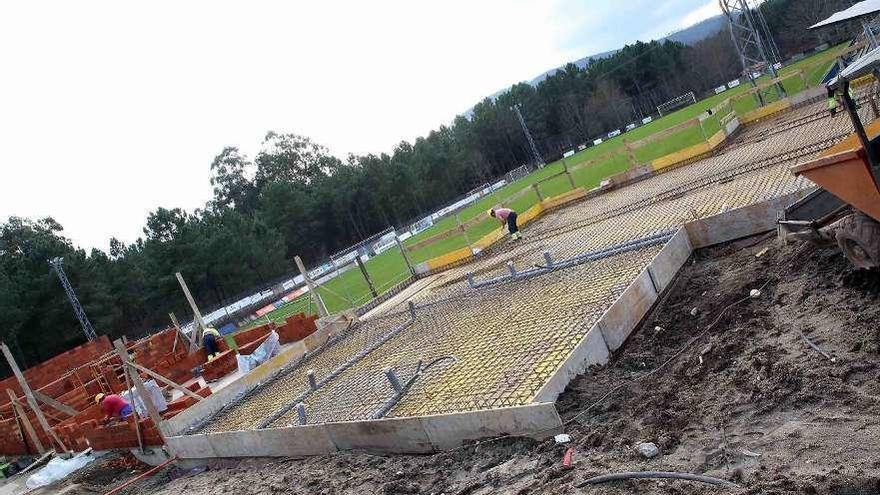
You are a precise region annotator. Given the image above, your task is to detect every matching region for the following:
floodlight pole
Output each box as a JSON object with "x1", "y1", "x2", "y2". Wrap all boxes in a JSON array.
[
  {"x1": 720, "y1": 0, "x2": 786, "y2": 104},
  {"x1": 48, "y1": 257, "x2": 98, "y2": 342},
  {"x1": 511, "y1": 104, "x2": 545, "y2": 169}
]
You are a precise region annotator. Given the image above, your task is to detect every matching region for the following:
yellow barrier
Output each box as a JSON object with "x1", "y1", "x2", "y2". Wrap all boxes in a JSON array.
[
  {"x1": 541, "y1": 188, "x2": 586, "y2": 210},
  {"x1": 741, "y1": 99, "x2": 791, "y2": 124},
  {"x1": 425, "y1": 246, "x2": 473, "y2": 271},
  {"x1": 650, "y1": 141, "x2": 711, "y2": 171},
  {"x1": 707, "y1": 129, "x2": 726, "y2": 148}
]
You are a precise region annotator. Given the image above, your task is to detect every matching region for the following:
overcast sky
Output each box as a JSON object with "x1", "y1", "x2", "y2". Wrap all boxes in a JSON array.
[{"x1": 0, "y1": 0, "x2": 722, "y2": 252}]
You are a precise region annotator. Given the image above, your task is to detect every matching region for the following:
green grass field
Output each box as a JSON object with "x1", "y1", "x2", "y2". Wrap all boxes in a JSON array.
[{"x1": 240, "y1": 44, "x2": 845, "y2": 330}]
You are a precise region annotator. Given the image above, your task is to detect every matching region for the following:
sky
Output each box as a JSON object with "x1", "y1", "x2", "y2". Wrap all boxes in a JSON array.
[{"x1": 0, "y1": 0, "x2": 722, "y2": 252}]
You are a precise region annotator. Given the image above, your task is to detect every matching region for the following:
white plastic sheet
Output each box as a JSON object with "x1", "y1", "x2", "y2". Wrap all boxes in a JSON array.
[
  {"x1": 26, "y1": 452, "x2": 101, "y2": 489},
  {"x1": 121, "y1": 379, "x2": 168, "y2": 416},
  {"x1": 236, "y1": 331, "x2": 281, "y2": 374}
]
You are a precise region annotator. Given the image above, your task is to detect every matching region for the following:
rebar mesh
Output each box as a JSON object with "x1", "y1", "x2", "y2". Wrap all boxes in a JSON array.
[{"x1": 195, "y1": 98, "x2": 864, "y2": 433}]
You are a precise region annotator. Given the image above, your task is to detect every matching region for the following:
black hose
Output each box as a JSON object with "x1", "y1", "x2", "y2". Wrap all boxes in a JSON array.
[{"x1": 577, "y1": 471, "x2": 740, "y2": 488}]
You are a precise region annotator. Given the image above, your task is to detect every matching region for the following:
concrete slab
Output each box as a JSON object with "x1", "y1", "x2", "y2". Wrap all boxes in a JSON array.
[
  {"x1": 646, "y1": 228, "x2": 693, "y2": 293},
  {"x1": 531, "y1": 326, "x2": 610, "y2": 403},
  {"x1": 596, "y1": 269, "x2": 658, "y2": 352},
  {"x1": 686, "y1": 190, "x2": 810, "y2": 249},
  {"x1": 325, "y1": 417, "x2": 433, "y2": 454},
  {"x1": 166, "y1": 432, "x2": 216, "y2": 458},
  {"x1": 210, "y1": 425, "x2": 336, "y2": 458},
  {"x1": 360, "y1": 274, "x2": 441, "y2": 320},
  {"x1": 421, "y1": 403, "x2": 562, "y2": 451}
]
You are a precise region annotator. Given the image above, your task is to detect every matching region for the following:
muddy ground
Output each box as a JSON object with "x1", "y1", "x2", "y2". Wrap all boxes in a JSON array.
[{"x1": 49, "y1": 236, "x2": 880, "y2": 494}]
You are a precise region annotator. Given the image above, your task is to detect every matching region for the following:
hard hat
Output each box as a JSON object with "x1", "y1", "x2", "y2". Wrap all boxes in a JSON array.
[
  {"x1": 487, "y1": 209, "x2": 495, "y2": 216},
  {"x1": 94, "y1": 393, "x2": 105, "y2": 404}
]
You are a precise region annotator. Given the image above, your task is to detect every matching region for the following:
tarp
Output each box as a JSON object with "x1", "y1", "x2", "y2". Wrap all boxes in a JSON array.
[
  {"x1": 810, "y1": 0, "x2": 880, "y2": 29},
  {"x1": 121, "y1": 379, "x2": 168, "y2": 416},
  {"x1": 236, "y1": 331, "x2": 281, "y2": 374},
  {"x1": 219, "y1": 322, "x2": 237, "y2": 335}
]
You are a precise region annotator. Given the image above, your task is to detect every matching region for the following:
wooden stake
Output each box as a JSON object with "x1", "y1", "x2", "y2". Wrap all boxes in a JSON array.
[
  {"x1": 119, "y1": 355, "x2": 145, "y2": 454},
  {"x1": 6, "y1": 389, "x2": 44, "y2": 455},
  {"x1": 295, "y1": 256, "x2": 329, "y2": 317},
  {"x1": 113, "y1": 339, "x2": 167, "y2": 438},
  {"x1": 33, "y1": 390, "x2": 78, "y2": 417},
  {"x1": 0, "y1": 344, "x2": 68, "y2": 452},
  {"x1": 176, "y1": 272, "x2": 206, "y2": 353}
]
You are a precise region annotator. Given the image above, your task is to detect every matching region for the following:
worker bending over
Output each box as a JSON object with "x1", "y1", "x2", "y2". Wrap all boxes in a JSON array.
[
  {"x1": 203, "y1": 327, "x2": 221, "y2": 361},
  {"x1": 489, "y1": 207, "x2": 521, "y2": 240},
  {"x1": 95, "y1": 393, "x2": 132, "y2": 423}
]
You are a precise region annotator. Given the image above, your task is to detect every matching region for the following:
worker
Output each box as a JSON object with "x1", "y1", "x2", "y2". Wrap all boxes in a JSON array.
[
  {"x1": 95, "y1": 393, "x2": 132, "y2": 423},
  {"x1": 202, "y1": 327, "x2": 221, "y2": 361},
  {"x1": 489, "y1": 207, "x2": 521, "y2": 240}
]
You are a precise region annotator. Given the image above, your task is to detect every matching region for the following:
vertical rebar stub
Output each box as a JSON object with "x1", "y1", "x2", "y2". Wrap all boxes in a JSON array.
[
  {"x1": 466, "y1": 273, "x2": 475, "y2": 288},
  {"x1": 306, "y1": 370, "x2": 317, "y2": 390},
  {"x1": 296, "y1": 402, "x2": 307, "y2": 425},
  {"x1": 384, "y1": 367, "x2": 403, "y2": 393},
  {"x1": 507, "y1": 261, "x2": 517, "y2": 277},
  {"x1": 408, "y1": 301, "x2": 416, "y2": 319},
  {"x1": 543, "y1": 251, "x2": 554, "y2": 268}
]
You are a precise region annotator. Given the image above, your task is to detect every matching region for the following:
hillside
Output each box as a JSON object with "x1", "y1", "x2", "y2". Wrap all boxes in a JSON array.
[{"x1": 472, "y1": 14, "x2": 728, "y2": 109}]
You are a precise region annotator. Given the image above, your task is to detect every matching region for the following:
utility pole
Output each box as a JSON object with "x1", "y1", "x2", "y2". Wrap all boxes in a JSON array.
[
  {"x1": 48, "y1": 257, "x2": 97, "y2": 341},
  {"x1": 720, "y1": 0, "x2": 786, "y2": 105},
  {"x1": 511, "y1": 104, "x2": 545, "y2": 169}
]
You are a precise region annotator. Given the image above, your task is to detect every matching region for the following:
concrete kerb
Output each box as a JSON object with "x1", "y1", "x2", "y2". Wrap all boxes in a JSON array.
[{"x1": 165, "y1": 402, "x2": 561, "y2": 459}]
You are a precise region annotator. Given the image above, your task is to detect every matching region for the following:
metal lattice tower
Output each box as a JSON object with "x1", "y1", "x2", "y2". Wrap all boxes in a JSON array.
[
  {"x1": 48, "y1": 257, "x2": 98, "y2": 341},
  {"x1": 511, "y1": 104, "x2": 545, "y2": 169},
  {"x1": 720, "y1": 0, "x2": 786, "y2": 105}
]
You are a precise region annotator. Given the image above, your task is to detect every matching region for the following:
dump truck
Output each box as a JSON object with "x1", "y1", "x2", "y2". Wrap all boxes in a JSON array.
[{"x1": 781, "y1": 45, "x2": 880, "y2": 269}]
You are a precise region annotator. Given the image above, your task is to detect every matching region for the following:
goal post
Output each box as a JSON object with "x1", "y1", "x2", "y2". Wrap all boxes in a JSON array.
[{"x1": 657, "y1": 92, "x2": 696, "y2": 117}]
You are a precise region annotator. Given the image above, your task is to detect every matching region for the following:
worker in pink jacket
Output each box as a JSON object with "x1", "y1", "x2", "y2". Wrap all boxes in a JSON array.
[{"x1": 489, "y1": 207, "x2": 521, "y2": 240}]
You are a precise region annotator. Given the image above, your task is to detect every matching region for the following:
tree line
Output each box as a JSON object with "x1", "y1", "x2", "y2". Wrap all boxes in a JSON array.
[{"x1": 0, "y1": 0, "x2": 860, "y2": 368}]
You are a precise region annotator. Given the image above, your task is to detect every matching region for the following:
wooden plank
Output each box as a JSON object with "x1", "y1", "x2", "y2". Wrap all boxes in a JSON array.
[
  {"x1": 33, "y1": 390, "x2": 78, "y2": 417},
  {"x1": 0, "y1": 344, "x2": 68, "y2": 452},
  {"x1": 6, "y1": 389, "x2": 44, "y2": 455},
  {"x1": 131, "y1": 363, "x2": 205, "y2": 401},
  {"x1": 176, "y1": 272, "x2": 207, "y2": 352},
  {"x1": 113, "y1": 339, "x2": 167, "y2": 438}
]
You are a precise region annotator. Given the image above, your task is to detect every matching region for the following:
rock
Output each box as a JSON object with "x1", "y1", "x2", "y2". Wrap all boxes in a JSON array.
[
  {"x1": 654, "y1": 326, "x2": 664, "y2": 333},
  {"x1": 750, "y1": 289, "x2": 762, "y2": 298},
  {"x1": 690, "y1": 307, "x2": 699, "y2": 316},
  {"x1": 637, "y1": 442, "x2": 660, "y2": 458}
]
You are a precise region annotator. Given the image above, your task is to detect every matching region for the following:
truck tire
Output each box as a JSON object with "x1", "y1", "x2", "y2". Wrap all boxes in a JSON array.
[{"x1": 836, "y1": 212, "x2": 880, "y2": 269}]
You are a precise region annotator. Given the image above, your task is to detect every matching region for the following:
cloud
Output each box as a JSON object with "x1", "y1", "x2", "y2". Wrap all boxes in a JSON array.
[{"x1": 680, "y1": 0, "x2": 722, "y2": 29}]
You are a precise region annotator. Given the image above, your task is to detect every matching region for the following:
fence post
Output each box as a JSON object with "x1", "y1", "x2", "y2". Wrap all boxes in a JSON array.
[
  {"x1": 355, "y1": 255, "x2": 378, "y2": 299},
  {"x1": 562, "y1": 160, "x2": 576, "y2": 189},
  {"x1": 295, "y1": 255, "x2": 329, "y2": 318},
  {"x1": 456, "y1": 214, "x2": 472, "y2": 249},
  {"x1": 395, "y1": 236, "x2": 416, "y2": 277},
  {"x1": 623, "y1": 139, "x2": 638, "y2": 168},
  {"x1": 532, "y1": 184, "x2": 544, "y2": 201}
]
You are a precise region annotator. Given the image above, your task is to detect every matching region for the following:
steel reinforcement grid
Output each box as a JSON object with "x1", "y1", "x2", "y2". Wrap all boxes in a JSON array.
[{"x1": 194, "y1": 99, "x2": 861, "y2": 433}]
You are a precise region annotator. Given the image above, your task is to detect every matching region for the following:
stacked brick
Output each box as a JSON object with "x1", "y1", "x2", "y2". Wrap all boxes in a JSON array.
[
  {"x1": 162, "y1": 382, "x2": 213, "y2": 420},
  {"x1": 0, "y1": 314, "x2": 323, "y2": 455},
  {"x1": 82, "y1": 416, "x2": 164, "y2": 450},
  {"x1": 275, "y1": 313, "x2": 319, "y2": 344}
]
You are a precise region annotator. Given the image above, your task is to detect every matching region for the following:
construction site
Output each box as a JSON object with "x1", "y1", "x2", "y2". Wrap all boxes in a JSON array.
[{"x1": 2, "y1": 2, "x2": 880, "y2": 495}]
